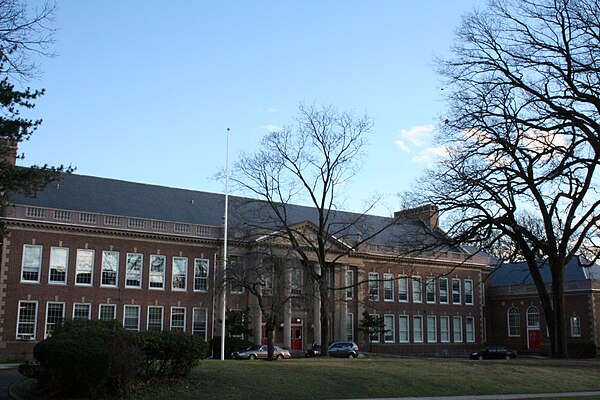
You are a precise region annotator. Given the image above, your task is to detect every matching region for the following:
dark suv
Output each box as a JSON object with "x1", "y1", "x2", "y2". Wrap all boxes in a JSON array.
[{"x1": 328, "y1": 341, "x2": 359, "y2": 358}]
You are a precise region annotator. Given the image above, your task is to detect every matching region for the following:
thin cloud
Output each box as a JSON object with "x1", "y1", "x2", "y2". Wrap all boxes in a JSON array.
[
  {"x1": 267, "y1": 107, "x2": 279, "y2": 113},
  {"x1": 400, "y1": 124, "x2": 435, "y2": 146},
  {"x1": 412, "y1": 146, "x2": 448, "y2": 165},
  {"x1": 262, "y1": 124, "x2": 283, "y2": 132},
  {"x1": 395, "y1": 140, "x2": 410, "y2": 153}
]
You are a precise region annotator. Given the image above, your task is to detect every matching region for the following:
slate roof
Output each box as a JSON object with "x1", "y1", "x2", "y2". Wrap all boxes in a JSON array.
[
  {"x1": 8, "y1": 172, "x2": 449, "y2": 248},
  {"x1": 489, "y1": 256, "x2": 600, "y2": 286}
]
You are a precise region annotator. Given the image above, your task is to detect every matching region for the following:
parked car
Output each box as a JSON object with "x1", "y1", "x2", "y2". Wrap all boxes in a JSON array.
[
  {"x1": 231, "y1": 345, "x2": 291, "y2": 360},
  {"x1": 305, "y1": 344, "x2": 321, "y2": 357},
  {"x1": 469, "y1": 345, "x2": 518, "y2": 360},
  {"x1": 328, "y1": 341, "x2": 359, "y2": 358}
]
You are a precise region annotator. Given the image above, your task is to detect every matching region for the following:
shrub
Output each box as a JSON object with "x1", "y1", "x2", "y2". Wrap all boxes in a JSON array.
[{"x1": 138, "y1": 331, "x2": 208, "y2": 378}]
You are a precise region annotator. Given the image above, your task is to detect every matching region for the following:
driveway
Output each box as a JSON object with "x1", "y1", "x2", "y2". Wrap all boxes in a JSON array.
[{"x1": 0, "y1": 366, "x2": 22, "y2": 400}]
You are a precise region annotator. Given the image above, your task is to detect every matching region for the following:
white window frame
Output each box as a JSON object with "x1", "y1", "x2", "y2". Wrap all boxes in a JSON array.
[
  {"x1": 383, "y1": 273, "x2": 394, "y2": 302},
  {"x1": 123, "y1": 305, "x2": 140, "y2": 331},
  {"x1": 384, "y1": 314, "x2": 395, "y2": 343},
  {"x1": 453, "y1": 316, "x2": 463, "y2": 342},
  {"x1": 194, "y1": 258, "x2": 209, "y2": 292},
  {"x1": 413, "y1": 315, "x2": 423, "y2": 343},
  {"x1": 508, "y1": 307, "x2": 521, "y2": 337},
  {"x1": 75, "y1": 249, "x2": 94, "y2": 286},
  {"x1": 101, "y1": 250, "x2": 119, "y2": 287},
  {"x1": 427, "y1": 315, "x2": 437, "y2": 343},
  {"x1": 369, "y1": 313, "x2": 380, "y2": 343},
  {"x1": 465, "y1": 316, "x2": 475, "y2": 342},
  {"x1": 149, "y1": 255, "x2": 166, "y2": 290},
  {"x1": 412, "y1": 276, "x2": 422, "y2": 303},
  {"x1": 570, "y1": 316, "x2": 581, "y2": 337},
  {"x1": 125, "y1": 253, "x2": 143, "y2": 288},
  {"x1": 73, "y1": 303, "x2": 92, "y2": 320},
  {"x1": 21, "y1": 244, "x2": 42, "y2": 283},
  {"x1": 346, "y1": 312, "x2": 354, "y2": 341},
  {"x1": 290, "y1": 267, "x2": 303, "y2": 295},
  {"x1": 49, "y1": 247, "x2": 68, "y2": 285},
  {"x1": 16, "y1": 300, "x2": 38, "y2": 340},
  {"x1": 527, "y1": 306, "x2": 540, "y2": 328},
  {"x1": 368, "y1": 272, "x2": 379, "y2": 301},
  {"x1": 147, "y1": 306, "x2": 164, "y2": 331},
  {"x1": 452, "y1": 278, "x2": 461, "y2": 304},
  {"x1": 426, "y1": 276, "x2": 436, "y2": 303},
  {"x1": 172, "y1": 256, "x2": 188, "y2": 291},
  {"x1": 45, "y1": 301, "x2": 65, "y2": 338},
  {"x1": 399, "y1": 315, "x2": 409, "y2": 343},
  {"x1": 398, "y1": 275, "x2": 408, "y2": 302},
  {"x1": 464, "y1": 279, "x2": 474, "y2": 305},
  {"x1": 170, "y1": 306, "x2": 186, "y2": 332},
  {"x1": 440, "y1": 316, "x2": 450, "y2": 343},
  {"x1": 99, "y1": 304, "x2": 117, "y2": 320},
  {"x1": 439, "y1": 278, "x2": 449, "y2": 304},
  {"x1": 345, "y1": 270, "x2": 354, "y2": 300},
  {"x1": 192, "y1": 307, "x2": 208, "y2": 339}
]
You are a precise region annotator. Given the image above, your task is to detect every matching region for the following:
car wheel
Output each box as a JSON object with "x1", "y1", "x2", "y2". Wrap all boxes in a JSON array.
[
  {"x1": 249, "y1": 354, "x2": 257, "y2": 360},
  {"x1": 276, "y1": 354, "x2": 283, "y2": 360},
  {"x1": 478, "y1": 354, "x2": 484, "y2": 360},
  {"x1": 505, "y1": 354, "x2": 510, "y2": 360},
  {"x1": 349, "y1": 352, "x2": 357, "y2": 358}
]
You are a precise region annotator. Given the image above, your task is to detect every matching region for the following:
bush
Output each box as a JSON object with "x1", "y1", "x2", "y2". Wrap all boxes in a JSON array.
[
  {"x1": 138, "y1": 331, "x2": 208, "y2": 378},
  {"x1": 209, "y1": 336, "x2": 254, "y2": 359}
]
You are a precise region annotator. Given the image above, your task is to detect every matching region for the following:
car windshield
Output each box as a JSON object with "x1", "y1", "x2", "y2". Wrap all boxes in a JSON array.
[{"x1": 246, "y1": 345, "x2": 261, "y2": 351}]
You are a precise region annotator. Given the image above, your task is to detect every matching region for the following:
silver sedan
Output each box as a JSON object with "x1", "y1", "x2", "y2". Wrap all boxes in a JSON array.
[{"x1": 231, "y1": 345, "x2": 291, "y2": 360}]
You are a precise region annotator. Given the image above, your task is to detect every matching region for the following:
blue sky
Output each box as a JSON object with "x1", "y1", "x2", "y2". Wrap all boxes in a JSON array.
[{"x1": 21, "y1": 1, "x2": 481, "y2": 216}]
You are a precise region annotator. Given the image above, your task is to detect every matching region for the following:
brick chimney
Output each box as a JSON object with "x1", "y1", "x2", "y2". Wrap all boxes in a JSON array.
[
  {"x1": 0, "y1": 138, "x2": 17, "y2": 165},
  {"x1": 394, "y1": 204, "x2": 438, "y2": 229}
]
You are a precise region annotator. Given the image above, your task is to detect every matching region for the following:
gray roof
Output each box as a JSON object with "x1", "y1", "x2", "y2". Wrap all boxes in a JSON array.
[
  {"x1": 8, "y1": 173, "x2": 450, "y2": 248},
  {"x1": 489, "y1": 256, "x2": 600, "y2": 286}
]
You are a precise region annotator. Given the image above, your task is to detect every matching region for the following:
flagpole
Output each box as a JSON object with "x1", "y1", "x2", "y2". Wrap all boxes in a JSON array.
[{"x1": 220, "y1": 128, "x2": 230, "y2": 361}]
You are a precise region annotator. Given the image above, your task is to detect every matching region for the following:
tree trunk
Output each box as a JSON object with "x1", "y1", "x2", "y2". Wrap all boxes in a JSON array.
[
  {"x1": 319, "y1": 279, "x2": 330, "y2": 356},
  {"x1": 551, "y1": 267, "x2": 568, "y2": 358},
  {"x1": 265, "y1": 320, "x2": 277, "y2": 361}
]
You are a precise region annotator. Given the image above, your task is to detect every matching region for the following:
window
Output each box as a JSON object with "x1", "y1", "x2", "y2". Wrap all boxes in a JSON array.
[
  {"x1": 570, "y1": 316, "x2": 581, "y2": 337},
  {"x1": 16, "y1": 301, "x2": 37, "y2": 340},
  {"x1": 171, "y1": 307, "x2": 186, "y2": 332},
  {"x1": 383, "y1": 273, "x2": 394, "y2": 301},
  {"x1": 368, "y1": 272, "x2": 379, "y2": 301},
  {"x1": 194, "y1": 258, "x2": 209, "y2": 291},
  {"x1": 290, "y1": 267, "x2": 302, "y2": 295},
  {"x1": 45, "y1": 302, "x2": 65, "y2": 337},
  {"x1": 149, "y1": 255, "x2": 166, "y2": 289},
  {"x1": 399, "y1": 315, "x2": 409, "y2": 343},
  {"x1": 481, "y1": 282, "x2": 486, "y2": 306},
  {"x1": 508, "y1": 307, "x2": 520, "y2": 337},
  {"x1": 123, "y1": 305, "x2": 140, "y2": 331},
  {"x1": 412, "y1": 276, "x2": 422, "y2": 303},
  {"x1": 126, "y1": 253, "x2": 142, "y2": 288},
  {"x1": 384, "y1": 314, "x2": 395, "y2": 343},
  {"x1": 413, "y1": 315, "x2": 423, "y2": 343},
  {"x1": 427, "y1": 315, "x2": 437, "y2": 343},
  {"x1": 192, "y1": 308, "x2": 207, "y2": 339},
  {"x1": 346, "y1": 313, "x2": 354, "y2": 341},
  {"x1": 466, "y1": 317, "x2": 475, "y2": 342},
  {"x1": 426, "y1": 277, "x2": 436, "y2": 303},
  {"x1": 101, "y1": 251, "x2": 119, "y2": 287},
  {"x1": 439, "y1": 278, "x2": 449, "y2": 304},
  {"x1": 440, "y1": 316, "x2": 450, "y2": 342},
  {"x1": 398, "y1": 276, "x2": 408, "y2": 302},
  {"x1": 452, "y1": 278, "x2": 461, "y2": 304},
  {"x1": 369, "y1": 313, "x2": 380, "y2": 342},
  {"x1": 345, "y1": 270, "x2": 354, "y2": 300},
  {"x1": 21, "y1": 244, "x2": 42, "y2": 283},
  {"x1": 73, "y1": 303, "x2": 91, "y2": 320},
  {"x1": 75, "y1": 249, "x2": 94, "y2": 285},
  {"x1": 453, "y1": 316, "x2": 463, "y2": 342},
  {"x1": 527, "y1": 306, "x2": 540, "y2": 328},
  {"x1": 99, "y1": 304, "x2": 116, "y2": 320},
  {"x1": 49, "y1": 247, "x2": 68, "y2": 284},
  {"x1": 464, "y1": 279, "x2": 473, "y2": 305},
  {"x1": 172, "y1": 257, "x2": 188, "y2": 290},
  {"x1": 147, "y1": 306, "x2": 163, "y2": 332}
]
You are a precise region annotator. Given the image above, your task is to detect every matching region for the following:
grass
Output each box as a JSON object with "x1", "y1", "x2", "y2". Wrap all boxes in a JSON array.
[{"x1": 123, "y1": 357, "x2": 600, "y2": 400}]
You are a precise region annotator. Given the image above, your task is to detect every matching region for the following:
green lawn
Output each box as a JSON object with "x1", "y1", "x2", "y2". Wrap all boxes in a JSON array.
[{"x1": 124, "y1": 357, "x2": 600, "y2": 400}]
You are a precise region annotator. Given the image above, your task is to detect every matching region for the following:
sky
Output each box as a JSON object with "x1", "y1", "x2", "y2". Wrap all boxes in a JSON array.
[{"x1": 20, "y1": 0, "x2": 482, "y2": 216}]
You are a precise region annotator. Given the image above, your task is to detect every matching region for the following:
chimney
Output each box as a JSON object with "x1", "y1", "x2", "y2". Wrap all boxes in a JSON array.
[
  {"x1": 394, "y1": 204, "x2": 438, "y2": 230},
  {"x1": 0, "y1": 138, "x2": 17, "y2": 166}
]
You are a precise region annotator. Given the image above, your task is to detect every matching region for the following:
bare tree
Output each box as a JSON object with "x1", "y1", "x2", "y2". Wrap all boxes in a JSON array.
[{"x1": 406, "y1": 0, "x2": 600, "y2": 358}]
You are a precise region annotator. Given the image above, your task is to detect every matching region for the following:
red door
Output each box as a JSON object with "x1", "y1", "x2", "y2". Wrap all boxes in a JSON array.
[
  {"x1": 528, "y1": 329, "x2": 541, "y2": 349},
  {"x1": 291, "y1": 325, "x2": 303, "y2": 350}
]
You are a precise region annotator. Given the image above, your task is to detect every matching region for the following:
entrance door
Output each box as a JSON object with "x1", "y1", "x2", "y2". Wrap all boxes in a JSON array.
[
  {"x1": 290, "y1": 324, "x2": 303, "y2": 350},
  {"x1": 528, "y1": 329, "x2": 541, "y2": 349}
]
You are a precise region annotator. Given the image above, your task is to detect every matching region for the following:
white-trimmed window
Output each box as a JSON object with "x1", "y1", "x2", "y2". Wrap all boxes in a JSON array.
[
  {"x1": 126, "y1": 253, "x2": 143, "y2": 288},
  {"x1": 16, "y1": 301, "x2": 38, "y2": 340},
  {"x1": 101, "y1": 251, "x2": 119, "y2": 287},
  {"x1": 368, "y1": 272, "x2": 379, "y2": 301},
  {"x1": 290, "y1": 267, "x2": 302, "y2": 295},
  {"x1": 172, "y1": 256, "x2": 188, "y2": 291},
  {"x1": 99, "y1": 304, "x2": 116, "y2": 321},
  {"x1": 383, "y1": 273, "x2": 394, "y2": 302},
  {"x1": 75, "y1": 249, "x2": 94, "y2": 286},
  {"x1": 149, "y1": 255, "x2": 166, "y2": 289},
  {"x1": 369, "y1": 313, "x2": 380, "y2": 342},
  {"x1": 73, "y1": 303, "x2": 91, "y2": 320},
  {"x1": 412, "y1": 276, "x2": 422, "y2": 303},
  {"x1": 49, "y1": 247, "x2": 68, "y2": 284},
  {"x1": 439, "y1": 278, "x2": 449, "y2": 304},
  {"x1": 464, "y1": 279, "x2": 474, "y2": 305},
  {"x1": 171, "y1": 307, "x2": 186, "y2": 332},
  {"x1": 426, "y1": 277, "x2": 436, "y2": 303},
  {"x1": 453, "y1": 316, "x2": 463, "y2": 342},
  {"x1": 440, "y1": 316, "x2": 450, "y2": 342},
  {"x1": 413, "y1": 315, "x2": 423, "y2": 343},
  {"x1": 384, "y1": 314, "x2": 395, "y2": 342},
  {"x1": 527, "y1": 306, "x2": 540, "y2": 328},
  {"x1": 399, "y1": 315, "x2": 409, "y2": 343},
  {"x1": 465, "y1": 316, "x2": 475, "y2": 342},
  {"x1": 263, "y1": 264, "x2": 274, "y2": 295},
  {"x1": 508, "y1": 307, "x2": 520, "y2": 337},
  {"x1": 346, "y1": 313, "x2": 354, "y2": 341},
  {"x1": 21, "y1": 244, "x2": 42, "y2": 283},
  {"x1": 427, "y1": 315, "x2": 437, "y2": 343},
  {"x1": 45, "y1": 302, "x2": 65, "y2": 337},
  {"x1": 123, "y1": 305, "x2": 140, "y2": 331},
  {"x1": 194, "y1": 258, "x2": 209, "y2": 291},
  {"x1": 192, "y1": 307, "x2": 207, "y2": 339},
  {"x1": 398, "y1": 276, "x2": 408, "y2": 302},
  {"x1": 345, "y1": 270, "x2": 354, "y2": 300},
  {"x1": 452, "y1": 278, "x2": 461, "y2": 304},
  {"x1": 570, "y1": 316, "x2": 581, "y2": 337},
  {"x1": 147, "y1": 306, "x2": 163, "y2": 331}
]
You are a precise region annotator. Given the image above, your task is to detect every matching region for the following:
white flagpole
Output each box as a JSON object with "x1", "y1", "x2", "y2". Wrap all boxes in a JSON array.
[{"x1": 220, "y1": 128, "x2": 230, "y2": 361}]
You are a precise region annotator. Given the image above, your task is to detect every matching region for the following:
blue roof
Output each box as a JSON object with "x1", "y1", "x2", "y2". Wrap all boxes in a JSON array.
[{"x1": 490, "y1": 256, "x2": 600, "y2": 286}]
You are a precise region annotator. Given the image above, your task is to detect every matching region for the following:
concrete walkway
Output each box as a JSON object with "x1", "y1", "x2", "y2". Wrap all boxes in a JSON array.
[{"x1": 343, "y1": 392, "x2": 600, "y2": 400}]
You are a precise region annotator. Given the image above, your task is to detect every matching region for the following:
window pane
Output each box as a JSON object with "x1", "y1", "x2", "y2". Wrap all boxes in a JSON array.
[
  {"x1": 427, "y1": 316, "x2": 437, "y2": 343},
  {"x1": 46, "y1": 303, "x2": 65, "y2": 337},
  {"x1": 126, "y1": 253, "x2": 142, "y2": 287},
  {"x1": 508, "y1": 308, "x2": 520, "y2": 337},
  {"x1": 368, "y1": 273, "x2": 379, "y2": 301},
  {"x1": 194, "y1": 259, "x2": 209, "y2": 291},
  {"x1": 193, "y1": 308, "x2": 207, "y2": 338},
  {"x1": 99, "y1": 304, "x2": 116, "y2": 321},
  {"x1": 171, "y1": 307, "x2": 185, "y2": 332},
  {"x1": 399, "y1": 315, "x2": 409, "y2": 342},
  {"x1": 148, "y1": 306, "x2": 163, "y2": 331},
  {"x1": 49, "y1": 247, "x2": 68, "y2": 283},
  {"x1": 439, "y1": 279, "x2": 448, "y2": 303},
  {"x1": 17, "y1": 301, "x2": 37, "y2": 339},
  {"x1": 75, "y1": 249, "x2": 94, "y2": 285},
  {"x1": 124, "y1": 305, "x2": 140, "y2": 330},
  {"x1": 101, "y1": 251, "x2": 119, "y2": 286},
  {"x1": 384, "y1": 315, "x2": 394, "y2": 342},
  {"x1": 149, "y1": 255, "x2": 165, "y2": 289},
  {"x1": 73, "y1": 304, "x2": 91, "y2": 320},
  {"x1": 398, "y1": 276, "x2": 408, "y2": 302},
  {"x1": 412, "y1": 276, "x2": 422, "y2": 303},
  {"x1": 172, "y1": 257, "x2": 188, "y2": 290},
  {"x1": 413, "y1": 316, "x2": 423, "y2": 342},
  {"x1": 22, "y1": 245, "x2": 42, "y2": 282},
  {"x1": 383, "y1": 274, "x2": 394, "y2": 301}
]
